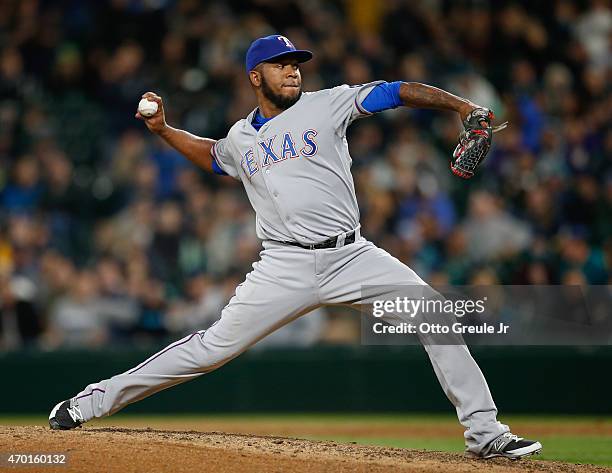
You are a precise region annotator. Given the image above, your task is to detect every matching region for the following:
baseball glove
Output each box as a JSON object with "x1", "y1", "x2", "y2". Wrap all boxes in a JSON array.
[{"x1": 451, "y1": 108, "x2": 508, "y2": 179}]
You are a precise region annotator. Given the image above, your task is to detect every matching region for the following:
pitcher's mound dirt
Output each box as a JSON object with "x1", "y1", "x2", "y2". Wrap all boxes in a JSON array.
[{"x1": 1, "y1": 426, "x2": 610, "y2": 473}]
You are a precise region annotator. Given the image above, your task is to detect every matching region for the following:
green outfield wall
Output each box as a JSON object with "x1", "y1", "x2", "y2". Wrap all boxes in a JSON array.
[{"x1": 2, "y1": 346, "x2": 611, "y2": 414}]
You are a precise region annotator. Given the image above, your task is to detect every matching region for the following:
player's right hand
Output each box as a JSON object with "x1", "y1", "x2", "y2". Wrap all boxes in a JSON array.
[{"x1": 135, "y1": 92, "x2": 167, "y2": 135}]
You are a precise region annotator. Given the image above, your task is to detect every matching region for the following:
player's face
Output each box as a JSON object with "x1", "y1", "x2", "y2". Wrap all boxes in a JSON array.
[{"x1": 258, "y1": 57, "x2": 302, "y2": 110}]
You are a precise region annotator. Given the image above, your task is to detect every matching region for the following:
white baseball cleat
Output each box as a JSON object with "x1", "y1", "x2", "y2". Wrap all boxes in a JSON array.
[
  {"x1": 49, "y1": 398, "x2": 85, "y2": 430},
  {"x1": 478, "y1": 432, "x2": 542, "y2": 459}
]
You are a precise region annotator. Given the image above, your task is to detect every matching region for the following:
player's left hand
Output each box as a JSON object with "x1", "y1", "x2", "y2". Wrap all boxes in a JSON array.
[{"x1": 450, "y1": 107, "x2": 508, "y2": 179}]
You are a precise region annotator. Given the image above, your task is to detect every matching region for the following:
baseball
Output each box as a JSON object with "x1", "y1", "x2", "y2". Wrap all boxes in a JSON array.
[{"x1": 138, "y1": 98, "x2": 158, "y2": 117}]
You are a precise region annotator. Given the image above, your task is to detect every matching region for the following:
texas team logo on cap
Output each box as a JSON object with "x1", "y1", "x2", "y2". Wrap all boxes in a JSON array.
[
  {"x1": 245, "y1": 34, "x2": 313, "y2": 72},
  {"x1": 277, "y1": 36, "x2": 294, "y2": 48}
]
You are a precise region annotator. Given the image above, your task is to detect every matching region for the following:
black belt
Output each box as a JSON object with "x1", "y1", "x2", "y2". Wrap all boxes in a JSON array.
[{"x1": 278, "y1": 230, "x2": 356, "y2": 250}]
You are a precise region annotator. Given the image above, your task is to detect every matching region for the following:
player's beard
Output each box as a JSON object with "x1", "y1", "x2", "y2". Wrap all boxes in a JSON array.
[{"x1": 261, "y1": 75, "x2": 302, "y2": 110}]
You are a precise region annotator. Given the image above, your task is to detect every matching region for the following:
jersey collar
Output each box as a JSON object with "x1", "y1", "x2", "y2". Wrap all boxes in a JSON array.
[{"x1": 244, "y1": 93, "x2": 306, "y2": 130}]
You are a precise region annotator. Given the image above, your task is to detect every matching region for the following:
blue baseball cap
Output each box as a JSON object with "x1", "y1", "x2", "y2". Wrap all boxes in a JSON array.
[{"x1": 246, "y1": 35, "x2": 313, "y2": 72}]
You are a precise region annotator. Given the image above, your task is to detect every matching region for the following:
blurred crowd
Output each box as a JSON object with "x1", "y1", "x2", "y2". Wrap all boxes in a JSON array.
[{"x1": 0, "y1": 0, "x2": 610, "y2": 350}]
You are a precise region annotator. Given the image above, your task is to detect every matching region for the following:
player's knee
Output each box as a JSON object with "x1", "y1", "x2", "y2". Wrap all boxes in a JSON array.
[{"x1": 193, "y1": 339, "x2": 244, "y2": 372}]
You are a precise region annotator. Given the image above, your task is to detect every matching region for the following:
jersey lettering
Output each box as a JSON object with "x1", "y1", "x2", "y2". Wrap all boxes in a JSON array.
[
  {"x1": 281, "y1": 133, "x2": 299, "y2": 159},
  {"x1": 259, "y1": 136, "x2": 282, "y2": 166},
  {"x1": 241, "y1": 148, "x2": 259, "y2": 177},
  {"x1": 254, "y1": 129, "x2": 319, "y2": 172},
  {"x1": 300, "y1": 129, "x2": 318, "y2": 157}
]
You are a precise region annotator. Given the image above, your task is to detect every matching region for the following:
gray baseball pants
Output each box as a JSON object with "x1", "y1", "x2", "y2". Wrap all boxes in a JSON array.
[{"x1": 74, "y1": 236, "x2": 508, "y2": 454}]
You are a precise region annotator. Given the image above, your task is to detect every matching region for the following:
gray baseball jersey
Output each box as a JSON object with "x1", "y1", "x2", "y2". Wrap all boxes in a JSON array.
[
  {"x1": 211, "y1": 81, "x2": 384, "y2": 243},
  {"x1": 67, "y1": 82, "x2": 510, "y2": 455}
]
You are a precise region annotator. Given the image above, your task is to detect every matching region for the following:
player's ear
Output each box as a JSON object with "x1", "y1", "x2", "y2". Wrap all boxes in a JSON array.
[{"x1": 249, "y1": 70, "x2": 261, "y2": 87}]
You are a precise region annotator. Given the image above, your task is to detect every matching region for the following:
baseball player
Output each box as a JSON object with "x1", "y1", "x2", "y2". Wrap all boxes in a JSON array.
[{"x1": 49, "y1": 35, "x2": 541, "y2": 460}]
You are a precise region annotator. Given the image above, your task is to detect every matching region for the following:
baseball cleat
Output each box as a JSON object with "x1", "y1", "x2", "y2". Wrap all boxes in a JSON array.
[
  {"x1": 49, "y1": 398, "x2": 85, "y2": 430},
  {"x1": 479, "y1": 432, "x2": 542, "y2": 459}
]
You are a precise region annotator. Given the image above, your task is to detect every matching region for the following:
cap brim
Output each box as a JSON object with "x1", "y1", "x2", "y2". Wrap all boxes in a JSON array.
[{"x1": 260, "y1": 50, "x2": 313, "y2": 66}]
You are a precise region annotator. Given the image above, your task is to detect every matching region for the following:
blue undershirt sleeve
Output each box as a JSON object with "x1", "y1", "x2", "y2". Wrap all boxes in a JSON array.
[
  {"x1": 360, "y1": 81, "x2": 403, "y2": 114},
  {"x1": 211, "y1": 154, "x2": 228, "y2": 175}
]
